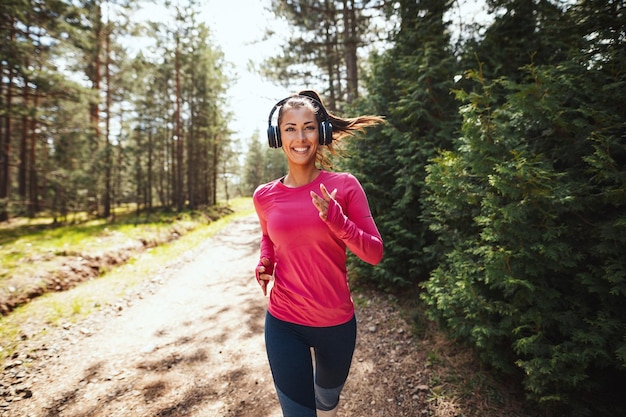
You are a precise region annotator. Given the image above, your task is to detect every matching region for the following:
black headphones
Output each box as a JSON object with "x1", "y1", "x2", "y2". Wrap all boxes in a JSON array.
[{"x1": 267, "y1": 95, "x2": 333, "y2": 148}]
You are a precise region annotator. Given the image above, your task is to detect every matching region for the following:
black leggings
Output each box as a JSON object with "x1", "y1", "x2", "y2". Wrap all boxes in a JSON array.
[{"x1": 264, "y1": 312, "x2": 357, "y2": 417}]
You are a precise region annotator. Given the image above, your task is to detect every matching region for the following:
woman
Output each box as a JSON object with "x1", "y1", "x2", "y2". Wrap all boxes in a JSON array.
[{"x1": 253, "y1": 90, "x2": 384, "y2": 417}]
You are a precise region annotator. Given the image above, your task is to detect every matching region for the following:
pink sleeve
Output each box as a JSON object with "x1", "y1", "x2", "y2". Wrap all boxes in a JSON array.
[
  {"x1": 324, "y1": 180, "x2": 383, "y2": 265},
  {"x1": 254, "y1": 192, "x2": 275, "y2": 274},
  {"x1": 259, "y1": 233, "x2": 275, "y2": 264}
]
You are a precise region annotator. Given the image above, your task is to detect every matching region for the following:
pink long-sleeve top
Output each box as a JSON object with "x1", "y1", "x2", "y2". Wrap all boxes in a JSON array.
[{"x1": 253, "y1": 170, "x2": 383, "y2": 327}]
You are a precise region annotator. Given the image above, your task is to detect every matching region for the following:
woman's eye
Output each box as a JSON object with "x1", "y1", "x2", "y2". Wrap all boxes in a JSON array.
[{"x1": 306, "y1": 125, "x2": 316, "y2": 130}]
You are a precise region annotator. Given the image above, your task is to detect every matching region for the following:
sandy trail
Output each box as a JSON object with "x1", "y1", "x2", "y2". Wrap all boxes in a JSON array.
[
  {"x1": 10, "y1": 215, "x2": 281, "y2": 417},
  {"x1": 6, "y1": 214, "x2": 426, "y2": 417}
]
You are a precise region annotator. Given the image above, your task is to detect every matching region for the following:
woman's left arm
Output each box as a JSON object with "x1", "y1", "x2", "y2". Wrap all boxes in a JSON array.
[{"x1": 311, "y1": 180, "x2": 383, "y2": 265}]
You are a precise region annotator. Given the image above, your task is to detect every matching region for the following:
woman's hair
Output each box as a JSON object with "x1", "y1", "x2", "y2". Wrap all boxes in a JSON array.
[{"x1": 277, "y1": 89, "x2": 385, "y2": 168}]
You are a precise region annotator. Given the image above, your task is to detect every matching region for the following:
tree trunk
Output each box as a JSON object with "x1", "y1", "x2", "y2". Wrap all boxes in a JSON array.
[
  {"x1": 29, "y1": 91, "x2": 40, "y2": 214},
  {"x1": 89, "y1": 4, "x2": 103, "y2": 217},
  {"x1": 19, "y1": 74, "x2": 29, "y2": 201},
  {"x1": 0, "y1": 25, "x2": 15, "y2": 222},
  {"x1": 174, "y1": 39, "x2": 184, "y2": 211},
  {"x1": 135, "y1": 126, "x2": 142, "y2": 212},
  {"x1": 147, "y1": 128, "x2": 153, "y2": 210},
  {"x1": 342, "y1": 0, "x2": 358, "y2": 102},
  {"x1": 211, "y1": 134, "x2": 218, "y2": 206},
  {"x1": 186, "y1": 95, "x2": 195, "y2": 209},
  {"x1": 103, "y1": 20, "x2": 112, "y2": 218},
  {"x1": 324, "y1": 0, "x2": 337, "y2": 110}
]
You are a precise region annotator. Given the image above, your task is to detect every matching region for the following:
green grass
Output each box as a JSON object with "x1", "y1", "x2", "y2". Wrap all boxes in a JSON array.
[
  {"x1": 0, "y1": 206, "x2": 224, "y2": 280},
  {"x1": 0, "y1": 200, "x2": 255, "y2": 306},
  {"x1": 0, "y1": 197, "x2": 255, "y2": 361}
]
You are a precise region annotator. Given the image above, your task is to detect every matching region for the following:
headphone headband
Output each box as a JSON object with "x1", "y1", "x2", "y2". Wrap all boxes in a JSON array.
[
  {"x1": 266, "y1": 95, "x2": 333, "y2": 148},
  {"x1": 267, "y1": 95, "x2": 329, "y2": 126}
]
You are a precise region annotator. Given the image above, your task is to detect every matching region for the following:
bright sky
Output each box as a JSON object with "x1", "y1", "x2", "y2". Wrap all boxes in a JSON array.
[{"x1": 196, "y1": 1, "x2": 289, "y2": 142}]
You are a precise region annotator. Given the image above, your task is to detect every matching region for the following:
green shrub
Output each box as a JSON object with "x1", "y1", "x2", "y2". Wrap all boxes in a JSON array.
[{"x1": 422, "y1": 58, "x2": 626, "y2": 417}]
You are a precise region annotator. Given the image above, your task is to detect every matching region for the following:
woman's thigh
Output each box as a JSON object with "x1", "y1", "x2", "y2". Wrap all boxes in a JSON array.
[
  {"x1": 312, "y1": 315, "x2": 357, "y2": 389},
  {"x1": 264, "y1": 313, "x2": 357, "y2": 414},
  {"x1": 265, "y1": 313, "x2": 316, "y2": 412}
]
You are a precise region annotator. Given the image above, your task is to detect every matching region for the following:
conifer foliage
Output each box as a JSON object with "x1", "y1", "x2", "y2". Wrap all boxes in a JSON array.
[
  {"x1": 341, "y1": 0, "x2": 461, "y2": 290},
  {"x1": 0, "y1": 0, "x2": 232, "y2": 221},
  {"x1": 337, "y1": 0, "x2": 626, "y2": 415},
  {"x1": 421, "y1": 2, "x2": 626, "y2": 415}
]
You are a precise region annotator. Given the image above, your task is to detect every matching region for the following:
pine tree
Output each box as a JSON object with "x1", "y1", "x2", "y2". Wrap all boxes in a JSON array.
[
  {"x1": 243, "y1": 132, "x2": 266, "y2": 196},
  {"x1": 342, "y1": 0, "x2": 461, "y2": 290},
  {"x1": 262, "y1": 0, "x2": 385, "y2": 107},
  {"x1": 263, "y1": 145, "x2": 288, "y2": 184}
]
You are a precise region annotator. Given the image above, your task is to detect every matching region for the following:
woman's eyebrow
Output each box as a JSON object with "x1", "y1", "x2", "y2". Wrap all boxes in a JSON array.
[{"x1": 284, "y1": 120, "x2": 316, "y2": 126}]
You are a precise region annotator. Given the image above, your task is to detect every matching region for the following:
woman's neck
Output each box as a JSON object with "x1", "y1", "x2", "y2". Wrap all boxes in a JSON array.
[{"x1": 283, "y1": 166, "x2": 321, "y2": 188}]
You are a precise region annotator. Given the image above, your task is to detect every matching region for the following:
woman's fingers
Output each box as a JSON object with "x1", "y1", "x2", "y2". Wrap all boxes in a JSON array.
[
  {"x1": 310, "y1": 183, "x2": 338, "y2": 221},
  {"x1": 257, "y1": 270, "x2": 271, "y2": 296},
  {"x1": 319, "y1": 183, "x2": 337, "y2": 201},
  {"x1": 256, "y1": 259, "x2": 273, "y2": 296},
  {"x1": 319, "y1": 183, "x2": 330, "y2": 199}
]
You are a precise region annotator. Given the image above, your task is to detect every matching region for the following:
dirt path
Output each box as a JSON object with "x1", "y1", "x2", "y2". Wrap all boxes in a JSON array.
[{"x1": 2, "y1": 215, "x2": 436, "y2": 417}]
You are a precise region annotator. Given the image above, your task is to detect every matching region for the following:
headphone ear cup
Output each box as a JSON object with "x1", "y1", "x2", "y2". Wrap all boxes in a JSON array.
[
  {"x1": 267, "y1": 125, "x2": 282, "y2": 148},
  {"x1": 318, "y1": 121, "x2": 333, "y2": 146}
]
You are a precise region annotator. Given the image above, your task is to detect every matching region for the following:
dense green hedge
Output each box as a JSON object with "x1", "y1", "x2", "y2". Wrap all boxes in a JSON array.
[
  {"x1": 341, "y1": 2, "x2": 625, "y2": 415},
  {"x1": 421, "y1": 58, "x2": 626, "y2": 416}
]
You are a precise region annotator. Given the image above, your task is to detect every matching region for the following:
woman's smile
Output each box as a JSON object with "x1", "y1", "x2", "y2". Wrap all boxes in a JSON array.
[{"x1": 292, "y1": 145, "x2": 311, "y2": 153}]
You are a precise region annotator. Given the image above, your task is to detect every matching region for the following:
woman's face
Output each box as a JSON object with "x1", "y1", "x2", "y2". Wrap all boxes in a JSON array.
[{"x1": 279, "y1": 106, "x2": 319, "y2": 167}]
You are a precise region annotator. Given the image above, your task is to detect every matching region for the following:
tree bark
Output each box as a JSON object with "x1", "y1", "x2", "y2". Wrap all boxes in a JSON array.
[
  {"x1": 0, "y1": 24, "x2": 15, "y2": 222},
  {"x1": 89, "y1": 4, "x2": 103, "y2": 217},
  {"x1": 174, "y1": 38, "x2": 184, "y2": 211},
  {"x1": 342, "y1": 0, "x2": 359, "y2": 102},
  {"x1": 19, "y1": 72, "x2": 29, "y2": 201},
  {"x1": 103, "y1": 19, "x2": 112, "y2": 218},
  {"x1": 29, "y1": 91, "x2": 39, "y2": 214}
]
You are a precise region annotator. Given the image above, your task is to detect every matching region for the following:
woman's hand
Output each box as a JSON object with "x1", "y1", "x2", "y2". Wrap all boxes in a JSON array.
[
  {"x1": 256, "y1": 257, "x2": 273, "y2": 296},
  {"x1": 310, "y1": 183, "x2": 337, "y2": 221}
]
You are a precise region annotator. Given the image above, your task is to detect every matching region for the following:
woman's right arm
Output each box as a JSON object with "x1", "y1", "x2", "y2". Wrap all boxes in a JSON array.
[{"x1": 254, "y1": 192, "x2": 275, "y2": 295}]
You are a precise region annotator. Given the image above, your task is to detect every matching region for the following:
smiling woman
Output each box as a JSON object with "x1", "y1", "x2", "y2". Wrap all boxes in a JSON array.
[{"x1": 252, "y1": 90, "x2": 385, "y2": 417}]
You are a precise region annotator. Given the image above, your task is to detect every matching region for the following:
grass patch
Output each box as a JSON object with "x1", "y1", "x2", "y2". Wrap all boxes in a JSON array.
[
  {"x1": 0, "y1": 197, "x2": 255, "y2": 361},
  {"x1": 0, "y1": 206, "x2": 221, "y2": 280},
  {"x1": 0, "y1": 199, "x2": 254, "y2": 315}
]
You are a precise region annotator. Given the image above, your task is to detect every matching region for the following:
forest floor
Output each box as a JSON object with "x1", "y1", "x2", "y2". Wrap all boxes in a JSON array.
[{"x1": 0, "y1": 214, "x2": 529, "y2": 417}]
